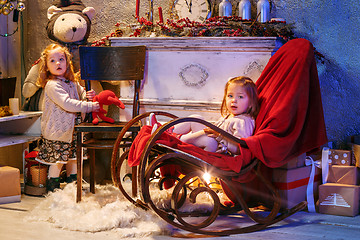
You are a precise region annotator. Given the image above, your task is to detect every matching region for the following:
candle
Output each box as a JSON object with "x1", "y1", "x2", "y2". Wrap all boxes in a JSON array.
[
  {"x1": 9, "y1": 98, "x2": 19, "y2": 115},
  {"x1": 158, "y1": 7, "x2": 163, "y2": 23},
  {"x1": 136, "y1": 0, "x2": 140, "y2": 18}
]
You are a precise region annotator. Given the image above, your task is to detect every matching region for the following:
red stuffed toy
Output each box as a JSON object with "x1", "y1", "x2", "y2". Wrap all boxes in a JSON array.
[{"x1": 92, "y1": 90, "x2": 125, "y2": 125}]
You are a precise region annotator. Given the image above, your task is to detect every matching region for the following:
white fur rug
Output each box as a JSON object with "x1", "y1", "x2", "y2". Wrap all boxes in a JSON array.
[
  {"x1": 26, "y1": 183, "x2": 170, "y2": 238},
  {"x1": 26, "y1": 183, "x2": 228, "y2": 238}
]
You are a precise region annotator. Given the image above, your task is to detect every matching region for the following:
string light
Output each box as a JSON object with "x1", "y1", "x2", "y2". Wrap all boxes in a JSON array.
[{"x1": 0, "y1": 23, "x2": 18, "y2": 37}]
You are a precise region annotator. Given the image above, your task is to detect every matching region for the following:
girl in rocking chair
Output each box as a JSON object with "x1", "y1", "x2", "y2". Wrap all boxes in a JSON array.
[{"x1": 150, "y1": 76, "x2": 259, "y2": 156}]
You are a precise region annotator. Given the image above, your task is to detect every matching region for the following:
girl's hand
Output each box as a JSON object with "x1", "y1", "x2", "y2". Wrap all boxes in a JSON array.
[
  {"x1": 86, "y1": 89, "x2": 96, "y2": 101},
  {"x1": 203, "y1": 127, "x2": 219, "y2": 138},
  {"x1": 92, "y1": 102, "x2": 100, "y2": 112}
]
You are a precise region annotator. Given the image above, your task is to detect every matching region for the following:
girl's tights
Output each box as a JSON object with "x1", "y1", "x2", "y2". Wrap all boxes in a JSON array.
[
  {"x1": 172, "y1": 114, "x2": 218, "y2": 152},
  {"x1": 48, "y1": 160, "x2": 77, "y2": 179}
]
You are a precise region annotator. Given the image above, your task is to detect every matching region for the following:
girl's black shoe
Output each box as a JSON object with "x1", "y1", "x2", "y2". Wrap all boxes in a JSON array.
[
  {"x1": 47, "y1": 177, "x2": 60, "y2": 192},
  {"x1": 66, "y1": 174, "x2": 77, "y2": 183}
]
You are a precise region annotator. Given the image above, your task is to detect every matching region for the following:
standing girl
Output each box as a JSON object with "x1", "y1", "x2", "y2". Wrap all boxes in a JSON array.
[
  {"x1": 35, "y1": 43, "x2": 100, "y2": 191},
  {"x1": 150, "y1": 76, "x2": 259, "y2": 155}
]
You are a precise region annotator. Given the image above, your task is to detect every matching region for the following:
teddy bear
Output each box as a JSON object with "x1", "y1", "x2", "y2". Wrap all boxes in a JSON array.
[
  {"x1": 91, "y1": 90, "x2": 125, "y2": 125},
  {"x1": 22, "y1": 0, "x2": 101, "y2": 111},
  {"x1": 46, "y1": 0, "x2": 95, "y2": 46}
]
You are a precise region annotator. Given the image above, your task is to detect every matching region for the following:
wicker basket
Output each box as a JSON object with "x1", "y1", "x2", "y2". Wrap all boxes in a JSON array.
[{"x1": 30, "y1": 165, "x2": 47, "y2": 187}]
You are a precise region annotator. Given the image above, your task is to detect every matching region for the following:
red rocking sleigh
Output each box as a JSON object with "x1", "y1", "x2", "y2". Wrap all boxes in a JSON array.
[{"x1": 110, "y1": 39, "x2": 327, "y2": 236}]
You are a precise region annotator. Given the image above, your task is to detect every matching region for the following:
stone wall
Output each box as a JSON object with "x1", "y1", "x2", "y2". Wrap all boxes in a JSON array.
[{"x1": 16, "y1": 0, "x2": 360, "y2": 144}]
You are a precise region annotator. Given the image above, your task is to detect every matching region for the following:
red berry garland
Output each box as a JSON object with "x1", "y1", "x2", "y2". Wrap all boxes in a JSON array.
[{"x1": 91, "y1": 16, "x2": 325, "y2": 63}]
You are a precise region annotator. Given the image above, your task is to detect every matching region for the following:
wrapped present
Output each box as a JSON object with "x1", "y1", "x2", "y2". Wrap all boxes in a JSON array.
[
  {"x1": 319, "y1": 183, "x2": 360, "y2": 217},
  {"x1": 279, "y1": 153, "x2": 306, "y2": 169},
  {"x1": 328, "y1": 149, "x2": 353, "y2": 166},
  {"x1": 350, "y1": 136, "x2": 360, "y2": 168},
  {"x1": 327, "y1": 165, "x2": 360, "y2": 185},
  {"x1": 0, "y1": 166, "x2": 21, "y2": 204},
  {"x1": 272, "y1": 165, "x2": 321, "y2": 209},
  {"x1": 353, "y1": 144, "x2": 360, "y2": 168}
]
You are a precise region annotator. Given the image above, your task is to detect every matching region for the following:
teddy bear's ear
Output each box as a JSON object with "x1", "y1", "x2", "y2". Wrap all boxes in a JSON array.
[
  {"x1": 83, "y1": 7, "x2": 95, "y2": 20},
  {"x1": 47, "y1": 5, "x2": 63, "y2": 19}
]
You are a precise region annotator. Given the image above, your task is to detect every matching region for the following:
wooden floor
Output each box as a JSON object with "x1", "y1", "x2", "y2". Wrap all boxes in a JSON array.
[{"x1": 0, "y1": 194, "x2": 359, "y2": 240}]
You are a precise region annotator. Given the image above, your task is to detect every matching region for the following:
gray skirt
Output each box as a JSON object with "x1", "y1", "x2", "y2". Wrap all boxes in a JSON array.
[
  {"x1": 36, "y1": 137, "x2": 76, "y2": 164},
  {"x1": 36, "y1": 114, "x2": 85, "y2": 165}
]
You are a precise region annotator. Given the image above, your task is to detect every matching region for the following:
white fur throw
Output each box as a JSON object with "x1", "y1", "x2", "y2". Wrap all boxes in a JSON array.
[
  {"x1": 26, "y1": 183, "x2": 170, "y2": 238},
  {"x1": 26, "y1": 182, "x2": 229, "y2": 238}
]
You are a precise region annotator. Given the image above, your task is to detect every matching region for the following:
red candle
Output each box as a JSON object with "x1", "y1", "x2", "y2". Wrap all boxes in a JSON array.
[
  {"x1": 136, "y1": 0, "x2": 140, "y2": 18},
  {"x1": 158, "y1": 7, "x2": 163, "y2": 23}
]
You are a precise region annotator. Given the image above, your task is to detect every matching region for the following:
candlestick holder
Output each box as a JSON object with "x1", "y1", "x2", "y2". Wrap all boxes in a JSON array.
[
  {"x1": 238, "y1": 0, "x2": 251, "y2": 20},
  {"x1": 219, "y1": 0, "x2": 232, "y2": 17},
  {"x1": 257, "y1": 0, "x2": 270, "y2": 22},
  {"x1": 147, "y1": 0, "x2": 154, "y2": 23}
]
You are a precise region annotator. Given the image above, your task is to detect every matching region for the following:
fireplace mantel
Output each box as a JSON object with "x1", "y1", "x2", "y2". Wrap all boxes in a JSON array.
[
  {"x1": 110, "y1": 37, "x2": 283, "y2": 121},
  {"x1": 111, "y1": 37, "x2": 282, "y2": 52}
]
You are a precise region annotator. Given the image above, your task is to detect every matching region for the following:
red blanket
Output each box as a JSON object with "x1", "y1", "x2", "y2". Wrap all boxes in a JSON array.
[
  {"x1": 247, "y1": 38, "x2": 327, "y2": 168},
  {"x1": 128, "y1": 38, "x2": 327, "y2": 183}
]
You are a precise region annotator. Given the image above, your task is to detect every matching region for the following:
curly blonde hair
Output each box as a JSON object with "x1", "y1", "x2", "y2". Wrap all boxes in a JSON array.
[
  {"x1": 36, "y1": 43, "x2": 76, "y2": 88},
  {"x1": 220, "y1": 76, "x2": 259, "y2": 118}
]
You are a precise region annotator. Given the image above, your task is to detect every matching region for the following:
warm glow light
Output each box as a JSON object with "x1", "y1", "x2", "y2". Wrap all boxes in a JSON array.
[{"x1": 203, "y1": 172, "x2": 211, "y2": 184}]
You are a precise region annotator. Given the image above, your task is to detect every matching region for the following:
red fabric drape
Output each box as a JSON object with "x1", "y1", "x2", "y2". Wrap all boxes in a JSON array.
[
  {"x1": 128, "y1": 38, "x2": 327, "y2": 184},
  {"x1": 245, "y1": 38, "x2": 327, "y2": 168}
]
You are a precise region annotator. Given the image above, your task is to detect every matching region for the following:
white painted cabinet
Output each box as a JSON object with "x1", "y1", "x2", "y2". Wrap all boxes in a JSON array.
[
  {"x1": 110, "y1": 37, "x2": 282, "y2": 121},
  {"x1": 0, "y1": 111, "x2": 41, "y2": 147},
  {"x1": 0, "y1": 112, "x2": 41, "y2": 174}
]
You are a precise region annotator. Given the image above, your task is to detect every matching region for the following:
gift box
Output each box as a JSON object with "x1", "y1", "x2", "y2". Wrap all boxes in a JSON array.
[
  {"x1": 319, "y1": 183, "x2": 360, "y2": 217},
  {"x1": 328, "y1": 149, "x2": 353, "y2": 166},
  {"x1": 353, "y1": 144, "x2": 360, "y2": 168},
  {"x1": 327, "y1": 165, "x2": 360, "y2": 185},
  {"x1": 351, "y1": 137, "x2": 360, "y2": 168},
  {"x1": 272, "y1": 165, "x2": 321, "y2": 209},
  {"x1": 279, "y1": 153, "x2": 306, "y2": 169},
  {"x1": 0, "y1": 166, "x2": 21, "y2": 204}
]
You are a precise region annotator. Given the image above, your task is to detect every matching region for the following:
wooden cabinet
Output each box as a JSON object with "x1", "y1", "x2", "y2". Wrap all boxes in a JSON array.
[
  {"x1": 110, "y1": 37, "x2": 282, "y2": 121},
  {"x1": 0, "y1": 111, "x2": 42, "y2": 172}
]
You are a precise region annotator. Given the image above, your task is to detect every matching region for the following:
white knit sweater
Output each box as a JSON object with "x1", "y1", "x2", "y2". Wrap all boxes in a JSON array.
[
  {"x1": 41, "y1": 77, "x2": 97, "y2": 143},
  {"x1": 215, "y1": 114, "x2": 255, "y2": 154}
]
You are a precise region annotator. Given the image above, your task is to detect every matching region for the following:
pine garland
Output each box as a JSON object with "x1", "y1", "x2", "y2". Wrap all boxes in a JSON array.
[
  {"x1": 91, "y1": 16, "x2": 295, "y2": 46},
  {"x1": 91, "y1": 16, "x2": 326, "y2": 63}
]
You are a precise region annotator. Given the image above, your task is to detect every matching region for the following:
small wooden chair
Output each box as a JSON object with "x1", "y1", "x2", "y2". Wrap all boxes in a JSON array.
[{"x1": 75, "y1": 46, "x2": 146, "y2": 202}]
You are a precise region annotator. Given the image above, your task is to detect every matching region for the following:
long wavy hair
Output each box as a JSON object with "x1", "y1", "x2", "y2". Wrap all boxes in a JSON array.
[
  {"x1": 220, "y1": 76, "x2": 259, "y2": 118},
  {"x1": 36, "y1": 43, "x2": 76, "y2": 88}
]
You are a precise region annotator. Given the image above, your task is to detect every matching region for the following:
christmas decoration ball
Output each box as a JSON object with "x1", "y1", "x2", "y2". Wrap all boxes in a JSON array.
[
  {"x1": 2, "y1": 8, "x2": 10, "y2": 15},
  {"x1": 17, "y1": 2, "x2": 25, "y2": 11},
  {"x1": 2, "y1": 3, "x2": 13, "y2": 15},
  {"x1": 0, "y1": 0, "x2": 8, "y2": 6}
]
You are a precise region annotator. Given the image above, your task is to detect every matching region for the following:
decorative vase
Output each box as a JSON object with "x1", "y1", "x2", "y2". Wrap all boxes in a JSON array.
[
  {"x1": 238, "y1": 0, "x2": 251, "y2": 20},
  {"x1": 219, "y1": 0, "x2": 232, "y2": 17},
  {"x1": 257, "y1": 0, "x2": 270, "y2": 22}
]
